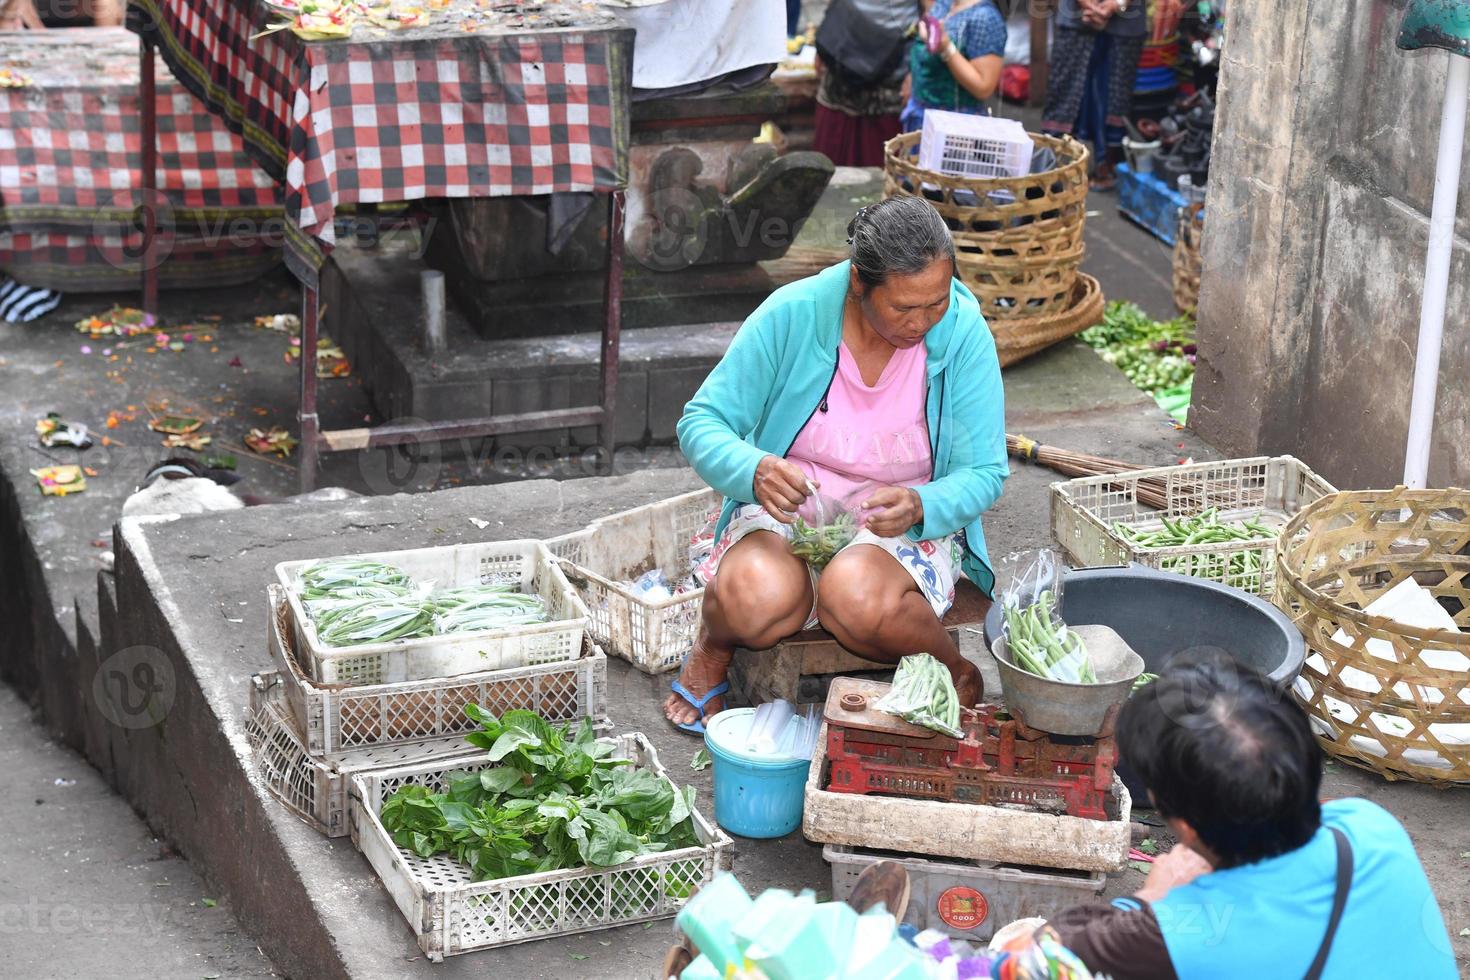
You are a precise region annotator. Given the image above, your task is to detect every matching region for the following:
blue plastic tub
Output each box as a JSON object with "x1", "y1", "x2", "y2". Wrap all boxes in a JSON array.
[{"x1": 704, "y1": 709, "x2": 810, "y2": 839}]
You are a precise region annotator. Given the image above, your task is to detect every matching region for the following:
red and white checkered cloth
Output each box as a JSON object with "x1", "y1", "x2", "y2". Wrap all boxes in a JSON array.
[
  {"x1": 0, "y1": 27, "x2": 283, "y2": 291},
  {"x1": 128, "y1": 0, "x2": 632, "y2": 278}
]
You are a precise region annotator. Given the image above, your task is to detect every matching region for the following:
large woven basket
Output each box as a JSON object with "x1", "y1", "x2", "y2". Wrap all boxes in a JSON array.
[
  {"x1": 1274, "y1": 487, "x2": 1470, "y2": 784},
  {"x1": 883, "y1": 131, "x2": 1090, "y2": 322},
  {"x1": 1172, "y1": 203, "x2": 1202, "y2": 314},
  {"x1": 993, "y1": 272, "x2": 1104, "y2": 368}
]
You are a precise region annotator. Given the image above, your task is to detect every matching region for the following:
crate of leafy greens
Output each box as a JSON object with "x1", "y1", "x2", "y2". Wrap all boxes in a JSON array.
[
  {"x1": 349, "y1": 707, "x2": 733, "y2": 960},
  {"x1": 275, "y1": 540, "x2": 589, "y2": 686},
  {"x1": 266, "y1": 585, "x2": 610, "y2": 760},
  {"x1": 545, "y1": 488, "x2": 721, "y2": 675},
  {"x1": 1050, "y1": 455, "x2": 1335, "y2": 596}
]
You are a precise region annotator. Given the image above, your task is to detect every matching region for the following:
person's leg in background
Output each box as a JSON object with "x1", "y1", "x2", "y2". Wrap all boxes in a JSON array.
[
  {"x1": 786, "y1": 0, "x2": 802, "y2": 37},
  {"x1": 1096, "y1": 34, "x2": 1145, "y2": 188},
  {"x1": 1040, "y1": 25, "x2": 1096, "y2": 139}
]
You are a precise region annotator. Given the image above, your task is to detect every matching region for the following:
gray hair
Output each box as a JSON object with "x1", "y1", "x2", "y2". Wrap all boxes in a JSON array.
[{"x1": 846, "y1": 196, "x2": 956, "y2": 290}]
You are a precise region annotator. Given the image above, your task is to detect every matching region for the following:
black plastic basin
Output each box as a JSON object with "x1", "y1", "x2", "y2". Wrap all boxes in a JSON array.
[
  {"x1": 982, "y1": 564, "x2": 1306, "y2": 801},
  {"x1": 982, "y1": 564, "x2": 1305, "y2": 687}
]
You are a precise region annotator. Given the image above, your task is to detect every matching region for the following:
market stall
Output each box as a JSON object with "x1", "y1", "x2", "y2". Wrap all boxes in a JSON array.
[
  {"x1": 0, "y1": 28, "x2": 283, "y2": 292},
  {"x1": 126, "y1": 0, "x2": 634, "y2": 490}
]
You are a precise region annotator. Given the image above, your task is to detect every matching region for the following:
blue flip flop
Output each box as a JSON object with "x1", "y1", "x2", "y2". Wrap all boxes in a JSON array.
[{"x1": 669, "y1": 678, "x2": 730, "y2": 735}]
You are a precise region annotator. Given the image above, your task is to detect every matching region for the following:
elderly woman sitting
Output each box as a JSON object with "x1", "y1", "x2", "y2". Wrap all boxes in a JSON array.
[{"x1": 665, "y1": 196, "x2": 1009, "y2": 732}]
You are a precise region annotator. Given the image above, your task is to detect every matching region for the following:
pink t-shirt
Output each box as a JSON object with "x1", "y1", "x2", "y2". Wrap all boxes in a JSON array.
[{"x1": 787, "y1": 341, "x2": 932, "y2": 509}]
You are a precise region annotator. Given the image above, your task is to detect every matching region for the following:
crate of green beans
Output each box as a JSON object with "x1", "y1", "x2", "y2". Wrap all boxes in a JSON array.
[
  {"x1": 1050, "y1": 456, "x2": 1336, "y2": 596},
  {"x1": 275, "y1": 540, "x2": 590, "y2": 686}
]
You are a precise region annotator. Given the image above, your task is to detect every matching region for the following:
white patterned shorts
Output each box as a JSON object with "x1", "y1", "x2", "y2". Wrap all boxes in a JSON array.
[{"x1": 696, "y1": 503, "x2": 963, "y2": 630}]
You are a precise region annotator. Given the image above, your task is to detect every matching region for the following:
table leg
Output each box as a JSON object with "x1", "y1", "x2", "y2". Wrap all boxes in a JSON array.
[
  {"x1": 299, "y1": 283, "x2": 321, "y2": 493},
  {"x1": 597, "y1": 190, "x2": 625, "y2": 475},
  {"x1": 139, "y1": 37, "x2": 159, "y2": 315}
]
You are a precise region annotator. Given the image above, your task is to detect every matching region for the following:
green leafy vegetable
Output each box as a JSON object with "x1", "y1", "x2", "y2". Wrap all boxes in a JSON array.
[
  {"x1": 1004, "y1": 592, "x2": 1097, "y2": 684},
  {"x1": 296, "y1": 558, "x2": 411, "y2": 599},
  {"x1": 789, "y1": 512, "x2": 857, "y2": 569},
  {"x1": 379, "y1": 708, "x2": 701, "y2": 883},
  {"x1": 689, "y1": 748, "x2": 711, "y2": 771},
  {"x1": 1080, "y1": 301, "x2": 1196, "y2": 398},
  {"x1": 874, "y1": 653, "x2": 964, "y2": 738},
  {"x1": 1113, "y1": 509, "x2": 1278, "y2": 584}
]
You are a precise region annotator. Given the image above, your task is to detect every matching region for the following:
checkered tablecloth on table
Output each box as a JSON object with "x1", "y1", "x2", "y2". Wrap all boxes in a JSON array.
[
  {"x1": 127, "y1": 0, "x2": 633, "y2": 284},
  {"x1": 0, "y1": 27, "x2": 284, "y2": 291}
]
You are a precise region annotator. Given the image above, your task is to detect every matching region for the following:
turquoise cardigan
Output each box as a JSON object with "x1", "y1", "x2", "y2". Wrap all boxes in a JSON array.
[{"x1": 677, "y1": 260, "x2": 1009, "y2": 595}]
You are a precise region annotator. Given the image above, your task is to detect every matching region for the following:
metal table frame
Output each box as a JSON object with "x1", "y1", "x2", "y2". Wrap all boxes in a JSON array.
[{"x1": 137, "y1": 36, "x2": 624, "y2": 493}]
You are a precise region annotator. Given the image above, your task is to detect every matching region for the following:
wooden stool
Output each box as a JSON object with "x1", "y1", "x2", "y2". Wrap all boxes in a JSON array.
[{"x1": 727, "y1": 579, "x2": 992, "y2": 706}]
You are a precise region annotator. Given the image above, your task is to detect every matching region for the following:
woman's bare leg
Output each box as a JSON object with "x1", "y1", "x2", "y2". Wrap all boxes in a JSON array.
[
  {"x1": 663, "y1": 531, "x2": 812, "y2": 727},
  {"x1": 814, "y1": 544, "x2": 982, "y2": 706}
]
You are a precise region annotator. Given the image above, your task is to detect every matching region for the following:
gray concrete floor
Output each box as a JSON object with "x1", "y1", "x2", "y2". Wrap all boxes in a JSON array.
[{"x1": 0, "y1": 683, "x2": 277, "y2": 979}]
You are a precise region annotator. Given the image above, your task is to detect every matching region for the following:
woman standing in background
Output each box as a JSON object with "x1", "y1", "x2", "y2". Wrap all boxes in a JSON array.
[
  {"x1": 812, "y1": 0, "x2": 913, "y2": 167},
  {"x1": 1042, "y1": 0, "x2": 1176, "y2": 189},
  {"x1": 902, "y1": 0, "x2": 1008, "y2": 132}
]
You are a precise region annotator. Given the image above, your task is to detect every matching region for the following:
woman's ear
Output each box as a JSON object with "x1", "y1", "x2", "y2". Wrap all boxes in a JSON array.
[{"x1": 849, "y1": 265, "x2": 863, "y2": 296}]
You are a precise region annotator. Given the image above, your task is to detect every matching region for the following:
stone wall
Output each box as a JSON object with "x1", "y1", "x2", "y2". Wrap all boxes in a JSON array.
[{"x1": 1192, "y1": 0, "x2": 1470, "y2": 490}]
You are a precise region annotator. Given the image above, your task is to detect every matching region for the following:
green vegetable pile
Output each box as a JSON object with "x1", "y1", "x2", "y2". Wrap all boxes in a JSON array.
[
  {"x1": 1113, "y1": 509, "x2": 1278, "y2": 583},
  {"x1": 874, "y1": 653, "x2": 964, "y2": 738},
  {"x1": 1004, "y1": 593, "x2": 1097, "y2": 684},
  {"x1": 1080, "y1": 302, "x2": 1196, "y2": 420},
  {"x1": 789, "y1": 512, "x2": 857, "y2": 569},
  {"x1": 380, "y1": 706, "x2": 700, "y2": 882},
  {"x1": 294, "y1": 558, "x2": 550, "y2": 647}
]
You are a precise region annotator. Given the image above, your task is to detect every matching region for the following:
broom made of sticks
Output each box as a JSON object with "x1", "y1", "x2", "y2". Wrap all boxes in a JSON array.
[{"x1": 1006, "y1": 433, "x2": 1169, "y2": 510}]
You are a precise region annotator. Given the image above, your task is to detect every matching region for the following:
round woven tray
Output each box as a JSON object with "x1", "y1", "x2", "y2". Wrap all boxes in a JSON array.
[
  {"x1": 993, "y1": 272, "x2": 1104, "y2": 368},
  {"x1": 1172, "y1": 203, "x2": 1202, "y2": 314},
  {"x1": 883, "y1": 131, "x2": 1090, "y2": 322},
  {"x1": 1275, "y1": 487, "x2": 1470, "y2": 785}
]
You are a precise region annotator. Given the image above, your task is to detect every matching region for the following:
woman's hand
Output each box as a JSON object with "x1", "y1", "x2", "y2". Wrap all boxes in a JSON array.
[
  {"x1": 1134, "y1": 844, "x2": 1213, "y2": 904},
  {"x1": 753, "y1": 456, "x2": 811, "y2": 524},
  {"x1": 860, "y1": 486, "x2": 924, "y2": 537}
]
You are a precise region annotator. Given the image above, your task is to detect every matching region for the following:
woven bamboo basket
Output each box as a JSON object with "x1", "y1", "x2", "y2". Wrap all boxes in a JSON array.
[
  {"x1": 1274, "y1": 487, "x2": 1470, "y2": 784},
  {"x1": 883, "y1": 131, "x2": 1090, "y2": 322},
  {"x1": 992, "y1": 272, "x2": 1104, "y2": 368},
  {"x1": 1172, "y1": 203, "x2": 1202, "y2": 314}
]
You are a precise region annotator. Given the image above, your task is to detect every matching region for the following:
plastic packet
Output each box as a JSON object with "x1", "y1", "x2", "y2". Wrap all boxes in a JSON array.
[
  {"x1": 997, "y1": 549, "x2": 1094, "y2": 684},
  {"x1": 874, "y1": 653, "x2": 964, "y2": 738},
  {"x1": 790, "y1": 481, "x2": 858, "y2": 569}
]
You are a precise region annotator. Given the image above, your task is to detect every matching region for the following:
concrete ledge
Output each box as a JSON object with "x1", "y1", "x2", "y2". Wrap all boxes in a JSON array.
[{"x1": 104, "y1": 470, "x2": 712, "y2": 979}]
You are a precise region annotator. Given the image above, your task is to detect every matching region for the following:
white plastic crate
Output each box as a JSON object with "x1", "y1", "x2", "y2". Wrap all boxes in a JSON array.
[
  {"x1": 1050, "y1": 455, "x2": 1336, "y2": 597},
  {"x1": 266, "y1": 585, "x2": 609, "y2": 759},
  {"x1": 349, "y1": 733, "x2": 734, "y2": 960},
  {"x1": 275, "y1": 539, "x2": 588, "y2": 686},
  {"x1": 547, "y1": 488, "x2": 721, "y2": 674},
  {"x1": 826, "y1": 845, "x2": 1105, "y2": 942},
  {"x1": 919, "y1": 110, "x2": 1033, "y2": 180},
  {"x1": 243, "y1": 673, "x2": 483, "y2": 838}
]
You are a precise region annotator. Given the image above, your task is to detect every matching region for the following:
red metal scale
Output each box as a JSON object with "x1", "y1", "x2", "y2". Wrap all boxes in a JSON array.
[{"x1": 822, "y1": 678, "x2": 1117, "y2": 821}]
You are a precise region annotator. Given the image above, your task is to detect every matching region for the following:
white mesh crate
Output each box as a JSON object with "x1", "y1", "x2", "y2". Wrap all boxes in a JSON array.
[
  {"x1": 266, "y1": 585, "x2": 609, "y2": 759},
  {"x1": 1050, "y1": 455, "x2": 1336, "y2": 596},
  {"x1": 275, "y1": 539, "x2": 588, "y2": 686},
  {"x1": 349, "y1": 732, "x2": 734, "y2": 960},
  {"x1": 243, "y1": 673, "x2": 483, "y2": 838},
  {"x1": 919, "y1": 110, "x2": 1033, "y2": 180},
  {"x1": 547, "y1": 488, "x2": 721, "y2": 674}
]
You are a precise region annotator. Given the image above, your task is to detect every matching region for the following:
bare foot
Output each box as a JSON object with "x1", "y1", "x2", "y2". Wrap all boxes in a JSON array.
[
  {"x1": 663, "y1": 640, "x2": 731, "y2": 729},
  {"x1": 950, "y1": 659, "x2": 983, "y2": 709}
]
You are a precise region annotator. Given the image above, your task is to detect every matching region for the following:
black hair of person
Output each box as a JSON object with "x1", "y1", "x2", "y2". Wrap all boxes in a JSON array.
[
  {"x1": 845, "y1": 196, "x2": 957, "y2": 291},
  {"x1": 1116, "y1": 649, "x2": 1323, "y2": 869}
]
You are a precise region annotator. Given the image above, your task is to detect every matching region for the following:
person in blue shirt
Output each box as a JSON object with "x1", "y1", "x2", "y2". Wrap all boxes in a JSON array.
[{"x1": 1049, "y1": 649, "x2": 1458, "y2": 979}]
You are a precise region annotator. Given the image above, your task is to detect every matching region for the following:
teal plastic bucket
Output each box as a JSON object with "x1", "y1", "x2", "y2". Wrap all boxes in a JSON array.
[{"x1": 704, "y1": 709, "x2": 810, "y2": 839}]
